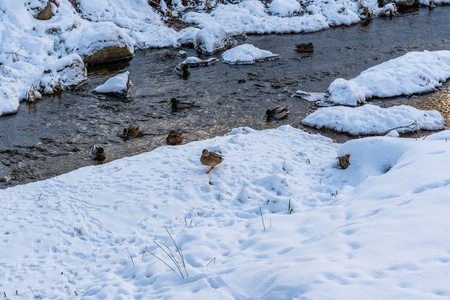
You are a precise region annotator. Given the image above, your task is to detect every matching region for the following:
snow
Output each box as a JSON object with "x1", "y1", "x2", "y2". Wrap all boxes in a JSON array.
[
  {"x1": 94, "y1": 71, "x2": 132, "y2": 94},
  {"x1": 268, "y1": 0, "x2": 302, "y2": 16},
  {"x1": 1, "y1": 3, "x2": 450, "y2": 297},
  {"x1": 2, "y1": 125, "x2": 450, "y2": 298},
  {"x1": 222, "y1": 44, "x2": 279, "y2": 65},
  {"x1": 185, "y1": 2, "x2": 330, "y2": 35},
  {"x1": 302, "y1": 104, "x2": 445, "y2": 135},
  {"x1": 180, "y1": 56, "x2": 219, "y2": 67},
  {"x1": 295, "y1": 90, "x2": 327, "y2": 102},
  {"x1": 326, "y1": 51, "x2": 450, "y2": 106}
]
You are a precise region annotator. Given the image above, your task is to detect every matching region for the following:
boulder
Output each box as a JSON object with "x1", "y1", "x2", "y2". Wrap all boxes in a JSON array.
[
  {"x1": 194, "y1": 24, "x2": 236, "y2": 54},
  {"x1": 34, "y1": 0, "x2": 59, "y2": 21},
  {"x1": 82, "y1": 45, "x2": 134, "y2": 65},
  {"x1": 64, "y1": 22, "x2": 135, "y2": 65},
  {"x1": 94, "y1": 71, "x2": 132, "y2": 97},
  {"x1": 179, "y1": 57, "x2": 219, "y2": 68},
  {"x1": 32, "y1": 54, "x2": 88, "y2": 99},
  {"x1": 338, "y1": 154, "x2": 351, "y2": 169}
]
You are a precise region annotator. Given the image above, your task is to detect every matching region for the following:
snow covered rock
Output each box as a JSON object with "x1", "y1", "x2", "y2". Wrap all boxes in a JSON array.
[
  {"x1": 179, "y1": 56, "x2": 219, "y2": 67},
  {"x1": 0, "y1": 87, "x2": 20, "y2": 116},
  {"x1": 301, "y1": 104, "x2": 445, "y2": 135},
  {"x1": 268, "y1": 0, "x2": 301, "y2": 16},
  {"x1": 94, "y1": 71, "x2": 132, "y2": 96},
  {"x1": 326, "y1": 50, "x2": 450, "y2": 106},
  {"x1": 40, "y1": 54, "x2": 88, "y2": 91},
  {"x1": 64, "y1": 21, "x2": 135, "y2": 65},
  {"x1": 27, "y1": 0, "x2": 58, "y2": 20},
  {"x1": 25, "y1": 54, "x2": 88, "y2": 102},
  {"x1": 193, "y1": 23, "x2": 236, "y2": 54},
  {"x1": 222, "y1": 44, "x2": 279, "y2": 65}
]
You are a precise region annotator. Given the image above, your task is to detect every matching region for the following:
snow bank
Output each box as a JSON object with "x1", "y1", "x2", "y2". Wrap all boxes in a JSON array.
[
  {"x1": 326, "y1": 51, "x2": 450, "y2": 106},
  {"x1": 1, "y1": 125, "x2": 450, "y2": 298},
  {"x1": 222, "y1": 44, "x2": 279, "y2": 65},
  {"x1": 302, "y1": 104, "x2": 445, "y2": 135},
  {"x1": 184, "y1": 1, "x2": 330, "y2": 35}
]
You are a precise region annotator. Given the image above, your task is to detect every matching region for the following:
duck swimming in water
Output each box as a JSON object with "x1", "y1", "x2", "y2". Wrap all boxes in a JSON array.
[
  {"x1": 264, "y1": 106, "x2": 289, "y2": 121},
  {"x1": 169, "y1": 98, "x2": 196, "y2": 110},
  {"x1": 175, "y1": 64, "x2": 190, "y2": 79},
  {"x1": 122, "y1": 126, "x2": 141, "y2": 140},
  {"x1": 166, "y1": 130, "x2": 183, "y2": 145},
  {"x1": 90, "y1": 145, "x2": 106, "y2": 161}
]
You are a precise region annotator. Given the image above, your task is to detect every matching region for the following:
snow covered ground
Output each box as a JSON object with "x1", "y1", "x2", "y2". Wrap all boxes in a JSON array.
[
  {"x1": 302, "y1": 104, "x2": 445, "y2": 135},
  {"x1": 1, "y1": 2, "x2": 450, "y2": 298},
  {"x1": 1, "y1": 125, "x2": 450, "y2": 299},
  {"x1": 325, "y1": 51, "x2": 450, "y2": 106}
]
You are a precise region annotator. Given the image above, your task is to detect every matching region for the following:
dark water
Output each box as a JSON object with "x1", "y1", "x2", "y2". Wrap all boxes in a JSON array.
[{"x1": 1, "y1": 7, "x2": 449, "y2": 188}]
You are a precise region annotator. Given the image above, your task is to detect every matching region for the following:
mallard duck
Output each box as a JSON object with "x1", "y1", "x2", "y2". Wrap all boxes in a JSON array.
[
  {"x1": 90, "y1": 145, "x2": 106, "y2": 161},
  {"x1": 122, "y1": 126, "x2": 141, "y2": 140},
  {"x1": 295, "y1": 42, "x2": 314, "y2": 53},
  {"x1": 169, "y1": 98, "x2": 195, "y2": 110},
  {"x1": 175, "y1": 64, "x2": 190, "y2": 78},
  {"x1": 166, "y1": 130, "x2": 183, "y2": 145},
  {"x1": 264, "y1": 106, "x2": 289, "y2": 120},
  {"x1": 201, "y1": 149, "x2": 224, "y2": 174}
]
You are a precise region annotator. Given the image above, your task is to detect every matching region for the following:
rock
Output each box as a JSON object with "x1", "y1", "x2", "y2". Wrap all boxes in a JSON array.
[
  {"x1": 64, "y1": 22, "x2": 135, "y2": 65},
  {"x1": 338, "y1": 154, "x2": 351, "y2": 169},
  {"x1": 148, "y1": 0, "x2": 161, "y2": 9},
  {"x1": 94, "y1": 71, "x2": 132, "y2": 96},
  {"x1": 378, "y1": 0, "x2": 417, "y2": 9},
  {"x1": 82, "y1": 45, "x2": 134, "y2": 65},
  {"x1": 31, "y1": 54, "x2": 88, "y2": 101},
  {"x1": 295, "y1": 43, "x2": 314, "y2": 53},
  {"x1": 194, "y1": 24, "x2": 237, "y2": 54},
  {"x1": 34, "y1": 0, "x2": 59, "y2": 21},
  {"x1": 54, "y1": 54, "x2": 88, "y2": 88},
  {"x1": 179, "y1": 57, "x2": 219, "y2": 68}
]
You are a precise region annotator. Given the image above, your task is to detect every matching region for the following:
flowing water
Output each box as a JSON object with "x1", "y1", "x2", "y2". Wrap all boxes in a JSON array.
[{"x1": 0, "y1": 7, "x2": 449, "y2": 188}]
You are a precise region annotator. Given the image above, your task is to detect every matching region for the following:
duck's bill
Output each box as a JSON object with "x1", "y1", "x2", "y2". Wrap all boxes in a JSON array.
[{"x1": 263, "y1": 114, "x2": 268, "y2": 119}]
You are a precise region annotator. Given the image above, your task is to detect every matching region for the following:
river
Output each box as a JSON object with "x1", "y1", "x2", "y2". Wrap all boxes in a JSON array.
[{"x1": 0, "y1": 7, "x2": 449, "y2": 188}]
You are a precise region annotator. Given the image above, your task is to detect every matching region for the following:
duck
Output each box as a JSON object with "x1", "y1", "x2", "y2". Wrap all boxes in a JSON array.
[
  {"x1": 200, "y1": 149, "x2": 224, "y2": 174},
  {"x1": 295, "y1": 42, "x2": 314, "y2": 53},
  {"x1": 90, "y1": 145, "x2": 106, "y2": 161},
  {"x1": 169, "y1": 98, "x2": 195, "y2": 110},
  {"x1": 166, "y1": 130, "x2": 183, "y2": 145},
  {"x1": 122, "y1": 126, "x2": 141, "y2": 140},
  {"x1": 175, "y1": 64, "x2": 190, "y2": 78},
  {"x1": 264, "y1": 106, "x2": 289, "y2": 121}
]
